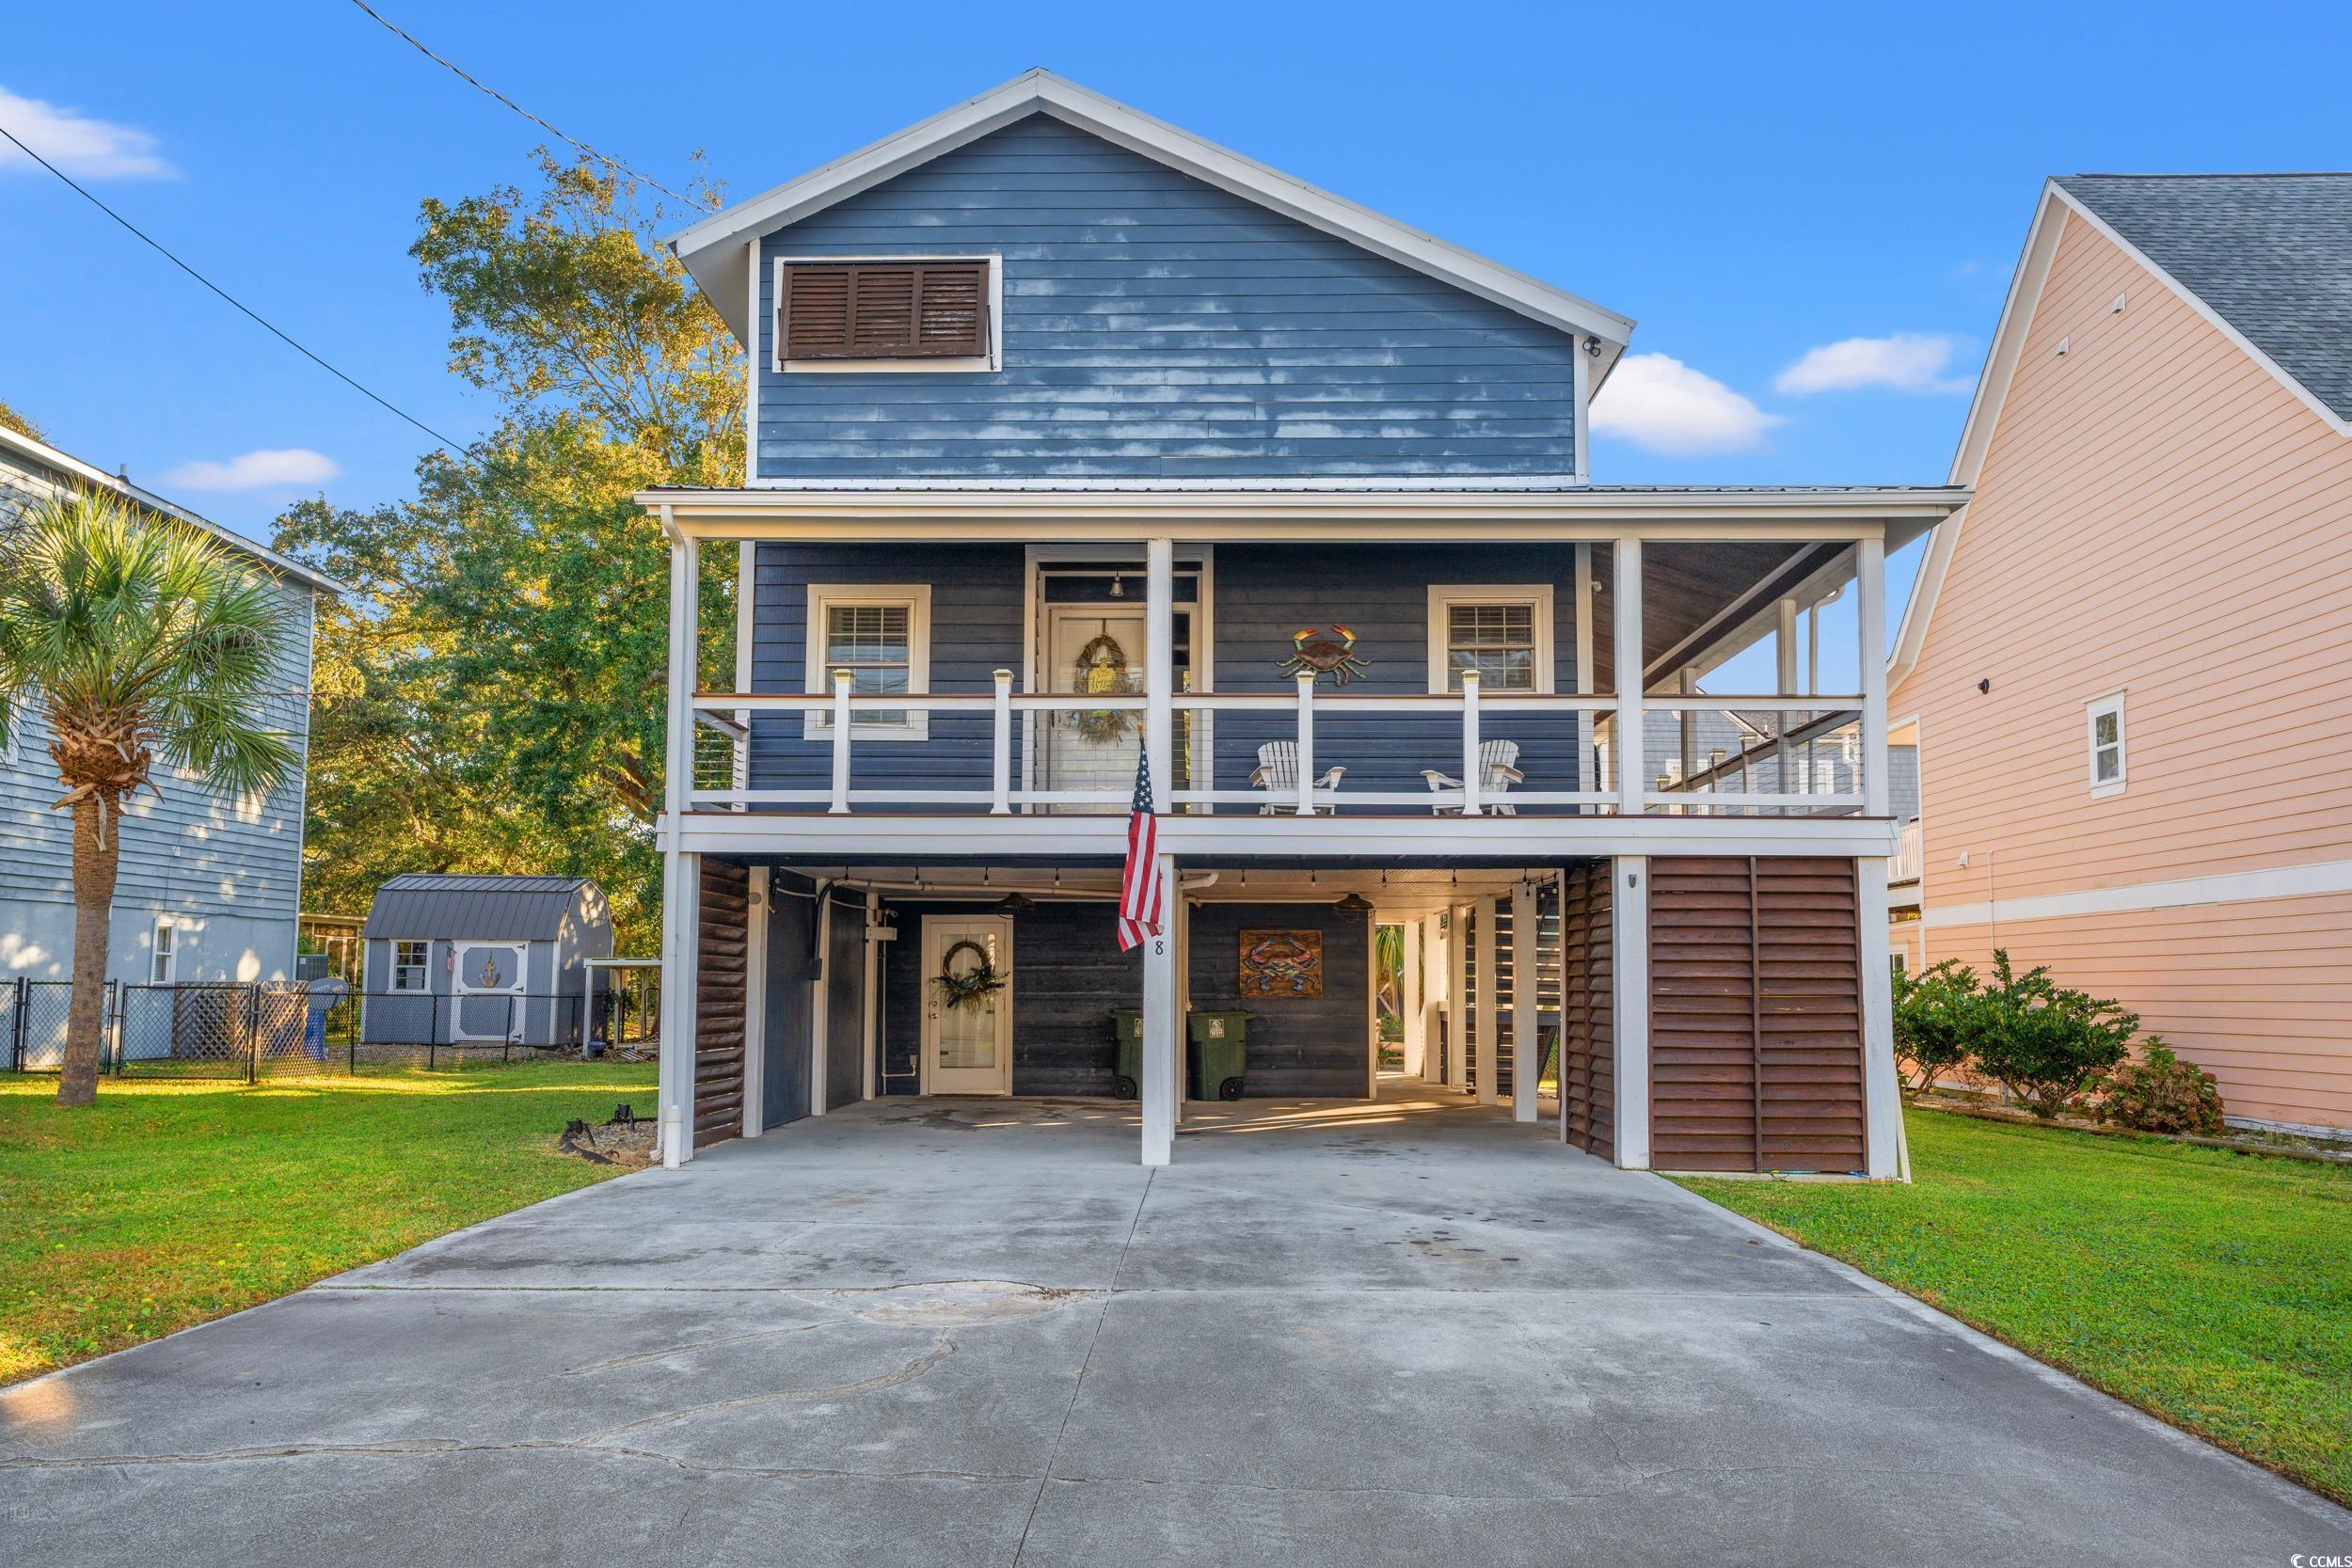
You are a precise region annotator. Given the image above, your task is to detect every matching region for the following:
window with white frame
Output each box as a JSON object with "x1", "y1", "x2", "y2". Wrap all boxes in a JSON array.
[
  {"x1": 391, "y1": 940, "x2": 429, "y2": 992},
  {"x1": 151, "y1": 919, "x2": 177, "y2": 984},
  {"x1": 2086, "y1": 692, "x2": 2126, "y2": 796},
  {"x1": 1426, "y1": 586, "x2": 1554, "y2": 693},
  {"x1": 804, "y1": 585, "x2": 932, "y2": 740}
]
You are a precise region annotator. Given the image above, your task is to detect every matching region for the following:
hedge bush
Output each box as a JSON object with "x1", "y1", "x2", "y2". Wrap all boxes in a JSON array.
[{"x1": 2095, "y1": 1038, "x2": 2226, "y2": 1135}]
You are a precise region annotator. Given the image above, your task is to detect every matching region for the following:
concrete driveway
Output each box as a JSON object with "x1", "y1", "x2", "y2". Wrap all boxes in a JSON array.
[{"x1": 4, "y1": 1082, "x2": 2345, "y2": 1566}]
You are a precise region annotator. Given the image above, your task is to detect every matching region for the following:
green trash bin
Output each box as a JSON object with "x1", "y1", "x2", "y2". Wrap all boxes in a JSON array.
[
  {"x1": 1108, "y1": 1008, "x2": 1143, "y2": 1099},
  {"x1": 1186, "y1": 1010, "x2": 1250, "y2": 1101}
]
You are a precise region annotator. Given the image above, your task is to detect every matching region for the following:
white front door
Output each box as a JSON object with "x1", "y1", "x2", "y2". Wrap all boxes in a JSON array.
[
  {"x1": 921, "y1": 915, "x2": 1014, "y2": 1095},
  {"x1": 453, "y1": 942, "x2": 528, "y2": 1041},
  {"x1": 1041, "y1": 605, "x2": 1148, "y2": 813}
]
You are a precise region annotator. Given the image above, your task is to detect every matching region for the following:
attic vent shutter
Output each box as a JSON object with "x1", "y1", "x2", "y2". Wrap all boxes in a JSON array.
[{"x1": 780, "y1": 261, "x2": 990, "y2": 362}]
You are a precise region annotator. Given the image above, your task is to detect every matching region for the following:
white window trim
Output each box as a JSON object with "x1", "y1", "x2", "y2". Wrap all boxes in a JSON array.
[
  {"x1": 151, "y1": 918, "x2": 178, "y2": 985},
  {"x1": 2086, "y1": 690, "x2": 2126, "y2": 799},
  {"x1": 804, "y1": 583, "x2": 933, "y2": 742},
  {"x1": 771, "y1": 254, "x2": 1004, "y2": 374},
  {"x1": 390, "y1": 939, "x2": 431, "y2": 993},
  {"x1": 1425, "y1": 584, "x2": 1556, "y2": 695}
]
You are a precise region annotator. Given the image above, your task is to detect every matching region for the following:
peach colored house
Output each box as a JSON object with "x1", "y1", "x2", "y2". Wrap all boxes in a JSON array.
[{"x1": 1889, "y1": 174, "x2": 2352, "y2": 1135}]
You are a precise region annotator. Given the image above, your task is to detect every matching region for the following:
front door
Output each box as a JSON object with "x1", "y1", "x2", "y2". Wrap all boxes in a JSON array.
[
  {"x1": 921, "y1": 915, "x2": 1014, "y2": 1095},
  {"x1": 1039, "y1": 604, "x2": 1194, "y2": 812}
]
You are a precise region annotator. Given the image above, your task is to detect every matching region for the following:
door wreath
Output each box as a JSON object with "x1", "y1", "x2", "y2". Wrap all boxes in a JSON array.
[
  {"x1": 1073, "y1": 632, "x2": 1136, "y2": 743},
  {"x1": 933, "y1": 939, "x2": 1009, "y2": 1011}
]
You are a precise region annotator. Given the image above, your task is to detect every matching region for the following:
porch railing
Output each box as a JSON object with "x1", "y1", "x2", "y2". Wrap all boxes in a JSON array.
[{"x1": 687, "y1": 671, "x2": 1874, "y2": 818}]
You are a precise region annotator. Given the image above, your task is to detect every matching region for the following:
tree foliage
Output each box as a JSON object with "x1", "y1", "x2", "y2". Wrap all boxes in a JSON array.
[
  {"x1": 0, "y1": 397, "x2": 45, "y2": 444},
  {"x1": 278, "y1": 152, "x2": 740, "y2": 950}
]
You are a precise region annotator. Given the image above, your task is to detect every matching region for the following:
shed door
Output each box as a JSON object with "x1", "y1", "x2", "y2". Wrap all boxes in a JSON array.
[{"x1": 453, "y1": 942, "x2": 528, "y2": 1040}]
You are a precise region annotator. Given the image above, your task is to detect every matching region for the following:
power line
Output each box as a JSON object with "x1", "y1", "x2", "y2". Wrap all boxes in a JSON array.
[
  {"x1": 344, "y1": 0, "x2": 693, "y2": 203},
  {"x1": 0, "y1": 121, "x2": 468, "y2": 455}
]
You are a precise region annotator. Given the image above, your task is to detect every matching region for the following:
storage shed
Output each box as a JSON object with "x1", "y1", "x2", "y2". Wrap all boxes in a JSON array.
[{"x1": 359, "y1": 875, "x2": 612, "y2": 1049}]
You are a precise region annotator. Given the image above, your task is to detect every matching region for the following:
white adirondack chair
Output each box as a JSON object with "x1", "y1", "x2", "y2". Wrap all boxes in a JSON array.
[
  {"x1": 1250, "y1": 742, "x2": 1345, "y2": 814},
  {"x1": 1421, "y1": 739, "x2": 1523, "y2": 816}
]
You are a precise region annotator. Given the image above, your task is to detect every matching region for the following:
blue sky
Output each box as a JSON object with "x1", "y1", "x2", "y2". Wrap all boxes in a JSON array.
[{"x1": 4, "y1": 0, "x2": 2345, "y2": 634}]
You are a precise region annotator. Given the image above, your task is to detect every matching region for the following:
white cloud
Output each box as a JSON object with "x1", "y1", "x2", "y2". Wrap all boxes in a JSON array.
[
  {"x1": 162, "y1": 449, "x2": 340, "y2": 492},
  {"x1": 1588, "y1": 353, "x2": 1784, "y2": 457},
  {"x1": 0, "y1": 87, "x2": 173, "y2": 179},
  {"x1": 1774, "y1": 332, "x2": 1973, "y2": 396}
]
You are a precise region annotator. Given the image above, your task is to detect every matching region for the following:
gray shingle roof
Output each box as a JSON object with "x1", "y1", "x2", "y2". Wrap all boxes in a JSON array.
[
  {"x1": 2057, "y1": 173, "x2": 2352, "y2": 422},
  {"x1": 362, "y1": 874, "x2": 600, "y2": 942}
]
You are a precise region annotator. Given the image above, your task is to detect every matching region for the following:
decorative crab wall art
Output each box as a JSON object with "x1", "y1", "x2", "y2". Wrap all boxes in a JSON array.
[{"x1": 1279, "y1": 626, "x2": 1370, "y2": 686}]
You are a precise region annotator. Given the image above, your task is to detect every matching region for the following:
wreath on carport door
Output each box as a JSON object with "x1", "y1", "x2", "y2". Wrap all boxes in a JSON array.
[{"x1": 933, "y1": 939, "x2": 1009, "y2": 1011}]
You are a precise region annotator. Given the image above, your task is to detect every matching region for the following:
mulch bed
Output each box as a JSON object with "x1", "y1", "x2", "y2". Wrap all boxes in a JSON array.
[{"x1": 557, "y1": 1105, "x2": 658, "y2": 1167}]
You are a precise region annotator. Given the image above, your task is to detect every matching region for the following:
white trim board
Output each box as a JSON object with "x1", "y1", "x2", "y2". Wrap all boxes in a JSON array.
[
  {"x1": 1921, "y1": 856, "x2": 2352, "y2": 930},
  {"x1": 667, "y1": 69, "x2": 1634, "y2": 370}
]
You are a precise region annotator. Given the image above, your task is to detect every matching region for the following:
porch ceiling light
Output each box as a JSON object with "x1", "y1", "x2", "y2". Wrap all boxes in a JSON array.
[
  {"x1": 994, "y1": 891, "x2": 1036, "y2": 913},
  {"x1": 1333, "y1": 892, "x2": 1375, "y2": 914}
]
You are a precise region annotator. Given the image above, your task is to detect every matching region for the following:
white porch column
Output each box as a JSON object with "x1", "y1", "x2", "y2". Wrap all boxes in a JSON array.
[
  {"x1": 1446, "y1": 904, "x2": 1470, "y2": 1090},
  {"x1": 1858, "y1": 856, "x2": 1904, "y2": 1180},
  {"x1": 741, "y1": 867, "x2": 770, "y2": 1138},
  {"x1": 657, "y1": 521, "x2": 700, "y2": 1166},
  {"x1": 1613, "y1": 537, "x2": 1645, "y2": 817},
  {"x1": 1400, "y1": 918, "x2": 1425, "y2": 1076},
  {"x1": 1472, "y1": 896, "x2": 1498, "y2": 1107},
  {"x1": 1511, "y1": 879, "x2": 1540, "y2": 1123},
  {"x1": 1422, "y1": 911, "x2": 1448, "y2": 1085},
  {"x1": 1613, "y1": 857, "x2": 1651, "y2": 1169},
  {"x1": 1140, "y1": 851, "x2": 1178, "y2": 1166},
  {"x1": 1574, "y1": 544, "x2": 1596, "y2": 796},
  {"x1": 1146, "y1": 537, "x2": 1174, "y2": 803},
  {"x1": 1775, "y1": 595, "x2": 1800, "y2": 793},
  {"x1": 1859, "y1": 535, "x2": 1890, "y2": 818},
  {"x1": 861, "y1": 889, "x2": 882, "y2": 1101},
  {"x1": 809, "y1": 885, "x2": 832, "y2": 1116}
]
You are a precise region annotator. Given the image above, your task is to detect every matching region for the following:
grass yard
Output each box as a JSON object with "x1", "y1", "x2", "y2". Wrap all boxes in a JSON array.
[
  {"x1": 0, "y1": 1059, "x2": 656, "y2": 1385},
  {"x1": 1677, "y1": 1107, "x2": 2352, "y2": 1506}
]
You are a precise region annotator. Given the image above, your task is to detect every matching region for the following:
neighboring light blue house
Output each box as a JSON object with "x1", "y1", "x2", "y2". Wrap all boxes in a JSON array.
[
  {"x1": 640, "y1": 71, "x2": 1967, "y2": 1179},
  {"x1": 0, "y1": 422, "x2": 340, "y2": 990}
]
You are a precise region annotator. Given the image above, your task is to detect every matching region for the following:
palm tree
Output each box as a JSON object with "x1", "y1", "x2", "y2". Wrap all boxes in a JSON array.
[{"x1": 0, "y1": 492, "x2": 298, "y2": 1106}]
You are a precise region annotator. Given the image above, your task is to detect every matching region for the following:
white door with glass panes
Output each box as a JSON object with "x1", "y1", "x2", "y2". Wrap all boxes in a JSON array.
[
  {"x1": 920, "y1": 915, "x2": 1013, "y2": 1095},
  {"x1": 453, "y1": 942, "x2": 529, "y2": 1041}
]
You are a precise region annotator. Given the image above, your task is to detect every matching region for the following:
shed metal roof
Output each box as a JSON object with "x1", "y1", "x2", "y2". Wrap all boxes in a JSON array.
[{"x1": 361, "y1": 874, "x2": 600, "y2": 942}]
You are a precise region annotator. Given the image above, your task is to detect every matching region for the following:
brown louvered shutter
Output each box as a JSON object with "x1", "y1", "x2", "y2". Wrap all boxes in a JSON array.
[{"x1": 780, "y1": 261, "x2": 989, "y2": 361}]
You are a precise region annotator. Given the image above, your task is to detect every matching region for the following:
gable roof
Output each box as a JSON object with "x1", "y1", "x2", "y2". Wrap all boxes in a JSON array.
[
  {"x1": 2058, "y1": 174, "x2": 2352, "y2": 425},
  {"x1": 668, "y1": 70, "x2": 1635, "y2": 380},
  {"x1": 362, "y1": 874, "x2": 605, "y2": 942},
  {"x1": 0, "y1": 422, "x2": 344, "y2": 595},
  {"x1": 1892, "y1": 173, "x2": 2352, "y2": 689}
]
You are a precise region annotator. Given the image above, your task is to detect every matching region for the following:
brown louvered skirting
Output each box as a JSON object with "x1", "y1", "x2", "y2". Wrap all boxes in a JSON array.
[
  {"x1": 1647, "y1": 857, "x2": 1867, "y2": 1173},
  {"x1": 693, "y1": 858, "x2": 750, "y2": 1147},
  {"x1": 1558, "y1": 862, "x2": 1614, "y2": 1160}
]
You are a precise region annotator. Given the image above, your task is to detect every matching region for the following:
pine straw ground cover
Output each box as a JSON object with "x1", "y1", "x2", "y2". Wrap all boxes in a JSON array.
[
  {"x1": 0, "y1": 1059, "x2": 656, "y2": 1384},
  {"x1": 1677, "y1": 1106, "x2": 2352, "y2": 1505}
]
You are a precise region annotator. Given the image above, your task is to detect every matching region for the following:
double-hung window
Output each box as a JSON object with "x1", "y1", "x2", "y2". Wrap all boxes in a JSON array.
[
  {"x1": 391, "y1": 940, "x2": 429, "y2": 993},
  {"x1": 804, "y1": 585, "x2": 933, "y2": 740},
  {"x1": 1426, "y1": 586, "x2": 1555, "y2": 693},
  {"x1": 2086, "y1": 692, "x2": 2126, "y2": 797},
  {"x1": 151, "y1": 919, "x2": 177, "y2": 985}
]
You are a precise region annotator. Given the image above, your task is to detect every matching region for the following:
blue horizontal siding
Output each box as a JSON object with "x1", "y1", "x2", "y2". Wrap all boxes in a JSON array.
[{"x1": 755, "y1": 115, "x2": 1579, "y2": 480}]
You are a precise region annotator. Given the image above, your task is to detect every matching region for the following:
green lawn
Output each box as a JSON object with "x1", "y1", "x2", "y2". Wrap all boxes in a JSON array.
[
  {"x1": 1677, "y1": 1108, "x2": 2352, "y2": 1505},
  {"x1": 0, "y1": 1059, "x2": 656, "y2": 1385}
]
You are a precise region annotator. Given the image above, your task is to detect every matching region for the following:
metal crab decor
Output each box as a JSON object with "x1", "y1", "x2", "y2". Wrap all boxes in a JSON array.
[{"x1": 1279, "y1": 625, "x2": 1369, "y2": 685}]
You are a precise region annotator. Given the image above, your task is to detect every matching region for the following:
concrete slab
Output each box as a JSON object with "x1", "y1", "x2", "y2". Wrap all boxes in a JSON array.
[{"x1": 4, "y1": 1078, "x2": 2345, "y2": 1566}]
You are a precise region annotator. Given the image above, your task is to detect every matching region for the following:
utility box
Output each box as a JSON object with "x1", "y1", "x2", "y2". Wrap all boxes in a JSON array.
[{"x1": 1186, "y1": 1010, "x2": 1250, "y2": 1101}]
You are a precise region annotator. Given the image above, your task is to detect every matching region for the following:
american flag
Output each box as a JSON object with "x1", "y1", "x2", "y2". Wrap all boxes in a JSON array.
[{"x1": 1116, "y1": 748, "x2": 1163, "y2": 952}]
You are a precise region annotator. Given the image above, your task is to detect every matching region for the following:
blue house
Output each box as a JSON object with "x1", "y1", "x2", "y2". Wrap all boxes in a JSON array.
[
  {"x1": 643, "y1": 71, "x2": 1963, "y2": 1176},
  {"x1": 0, "y1": 422, "x2": 338, "y2": 1031}
]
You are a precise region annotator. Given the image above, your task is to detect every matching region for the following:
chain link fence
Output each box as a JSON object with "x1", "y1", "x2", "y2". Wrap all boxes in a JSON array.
[{"x1": 3, "y1": 978, "x2": 644, "y2": 1080}]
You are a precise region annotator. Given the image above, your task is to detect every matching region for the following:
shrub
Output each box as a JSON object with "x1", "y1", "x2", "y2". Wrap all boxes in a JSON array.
[
  {"x1": 1967, "y1": 949, "x2": 2138, "y2": 1119},
  {"x1": 1891, "y1": 959, "x2": 1979, "y2": 1093},
  {"x1": 2095, "y1": 1038, "x2": 2225, "y2": 1135}
]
